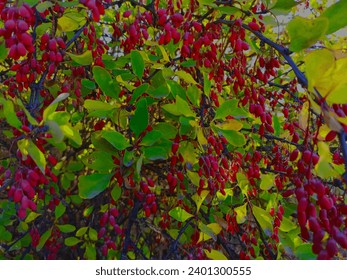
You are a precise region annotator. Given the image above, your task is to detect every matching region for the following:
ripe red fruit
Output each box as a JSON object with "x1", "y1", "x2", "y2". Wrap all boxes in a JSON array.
[
  {"x1": 325, "y1": 130, "x2": 337, "y2": 142},
  {"x1": 289, "y1": 149, "x2": 299, "y2": 161},
  {"x1": 17, "y1": 20, "x2": 29, "y2": 32},
  {"x1": 4, "y1": 19, "x2": 15, "y2": 31},
  {"x1": 98, "y1": 227, "x2": 106, "y2": 239},
  {"x1": 14, "y1": 188, "x2": 23, "y2": 203},
  {"x1": 17, "y1": 42, "x2": 27, "y2": 56},
  {"x1": 298, "y1": 197, "x2": 308, "y2": 212},
  {"x1": 248, "y1": 21, "x2": 260, "y2": 31},
  {"x1": 326, "y1": 238, "x2": 338, "y2": 257},
  {"x1": 308, "y1": 217, "x2": 320, "y2": 232},
  {"x1": 302, "y1": 150, "x2": 312, "y2": 164},
  {"x1": 319, "y1": 195, "x2": 333, "y2": 210},
  {"x1": 335, "y1": 232, "x2": 347, "y2": 249},
  {"x1": 298, "y1": 211, "x2": 307, "y2": 227},
  {"x1": 171, "y1": 142, "x2": 179, "y2": 154}
]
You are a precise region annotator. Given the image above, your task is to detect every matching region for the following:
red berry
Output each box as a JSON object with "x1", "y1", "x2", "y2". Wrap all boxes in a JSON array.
[
  {"x1": 248, "y1": 21, "x2": 260, "y2": 31},
  {"x1": 290, "y1": 149, "x2": 299, "y2": 161}
]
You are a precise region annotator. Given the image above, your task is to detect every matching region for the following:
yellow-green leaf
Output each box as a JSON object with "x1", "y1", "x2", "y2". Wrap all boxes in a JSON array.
[
  {"x1": 17, "y1": 139, "x2": 46, "y2": 174},
  {"x1": 260, "y1": 174, "x2": 275, "y2": 191},
  {"x1": 235, "y1": 203, "x2": 248, "y2": 224},
  {"x1": 287, "y1": 17, "x2": 328, "y2": 52},
  {"x1": 204, "y1": 249, "x2": 228, "y2": 260},
  {"x1": 67, "y1": 50, "x2": 93, "y2": 66},
  {"x1": 176, "y1": 70, "x2": 197, "y2": 84},
  {"x1": 216, "y1": 119, "x2": 243, "y2": 131},
  {"x1": 169, "y1": 207, "x2": 193, "y2": 222}
]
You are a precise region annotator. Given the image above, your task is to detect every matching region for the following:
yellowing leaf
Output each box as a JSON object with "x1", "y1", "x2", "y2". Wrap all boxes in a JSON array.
[
  {"x1": 216, "y1": 119, "x2": 243, "y2": 131},
  {"x1": 169, "y1": 207, "x2": 193, "y2": 222},
  {"x1": 158, "y1": 45, "x2": 169, "y2": 62},
  {"x1": 198, "y1": 222, "x2": 222, "y2": 243},
  {"x1": 260, "y1": 174, "x2": 275, "y2": 191},
  {"x1": 204, "y1": 249, "x2": 228, "y2": 260},
  {"x1": 67, "y1": 50, "x2": 93, "y2": 66},
  {"x1": 305, "y1": 49, "x2": 347, "y2": 105},
  {"x1": 235, "y1": 203, "x2": 248, "y2": 224},
  {"x1": 192, "y1": 190, "x2": 209, "y2": 213},
  {"x1": 298, "y1": 101, "x2": 309, "y2": 131}
]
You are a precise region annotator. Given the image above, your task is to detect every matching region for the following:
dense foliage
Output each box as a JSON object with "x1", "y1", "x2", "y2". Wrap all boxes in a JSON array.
[{"x1": 1, "y1": 0, "x2": 347, "y2": 260}]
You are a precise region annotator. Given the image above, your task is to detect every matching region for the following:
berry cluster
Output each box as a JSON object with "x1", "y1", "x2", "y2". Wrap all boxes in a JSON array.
[{"x1": 0, "y1": 3, "x2": 35, "y2": 60}]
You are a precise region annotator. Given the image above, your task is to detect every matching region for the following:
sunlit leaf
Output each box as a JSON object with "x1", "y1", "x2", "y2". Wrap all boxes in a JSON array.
[
  {"x1": 204, "y1": 249, "x2": 228, "y2": 260},
  {"x1": 67, "y1": 50, "x2": 92, "y2": 65},
  {"x1": 287, "y1": 17, "x2": 328, "y2": 52},
  {"x1": 169, "y1": 207, "x2": 194, "y2": 222},
  {"x1": 235, "y1": 203, "x2": 248, "y2": 224},
  {"x1": 320, "y1": 0, "x2": 347, "y2": 34}
]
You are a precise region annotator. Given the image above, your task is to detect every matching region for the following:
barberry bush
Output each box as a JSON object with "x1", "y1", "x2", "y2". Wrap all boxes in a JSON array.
[{"x1": 1, "y1": 0, "x2": 347, "y2": 260}]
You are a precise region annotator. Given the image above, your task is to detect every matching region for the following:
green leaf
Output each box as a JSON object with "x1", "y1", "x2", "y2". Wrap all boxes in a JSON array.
[
  {"x1": 60, "y1": 124, "x2": 82, "y2": 146},
  {"x1": 162, "y1": 96, "x2": 195, "y2": 117},
  {"x1": 148, "y1": 83, "x2": 170, "y2": 99},
  {"x1": 84, "y1": 151, "x2": 114, "y2": 172},
  {"x1": 102, "y1": 130, "x2": 130, "y2": 150},
  {"x1": 17, "y1": 139, "x2": 46, "y2": 174},
  {"x1": 279, "y1": 216, "x2": 297, "y2": 232},
  {"x1": 111, "y1": 186, "x2": 122, "y2": 201},
  {"x1": 0, "y1": 41, "x2": 8, "y2": 62},
  {"x1": 43, "y1": 92, "x2": 69, "y2": 121},
  {"x1": 235, "y1": 203, "x2": 248, "y2": 224},
  {"x1": 84, "y1": 100, "x2": 114, "y2": 111},
  {"x1": 46, "y1": 120, "x2": 64, "y2": 143},
  {"x1": 287, "y1": 16, "x2": 328, "y2": 52},
  {"x1": 25, "y1": 212, "x2": 41, "y2": 223},
  {"x1": 176, "y1": 70, "x2": 197, "y2": 84},
  {"x1": 204, "y1": 249, "x2": 228, "y2": 260},
  {"x1": 130, "y1": 83, "x2": 149, "y2": 104},
  {"x1": 130, "y1": 99, "x2": 148, "y2": 137},
  {"x1": 131, "y1": 50, "x2": 145, "y2": 78},
  {"x1": 0, "y1": 99, "x2": 22, "y2": 128},
  {"x1": 273, "y1": 115, "x2": 281, "y2": 136},
  {"x1": 0, "y1": 226, "x2": 12, "y2": 242},
  {"x1": 252, "y1": 205, "x2": 273, "y2": 233},
  {"x1": 214, "y1": 100, "x2": 237, "y2": 120},
  {"x1": 64, "y1": 237, "x2": 81, "y2": 246},
  {"x1": 320, "y1": 0, "x2": 347, "y2": 35},
  {"x1": 271, "y1": 0, "x2": 302, "y2": 11},
  {"x1": 82, "y1": 79, "x2": 96, "y2": 90},
  {"x1": 55, "y1": 202, "x2": 66, "y2": 219},
  {"x1": 141, "y1": 130, "x2": 162, "y2": 146},
  {"x1": 260, "y1": 174, "x2": 275, "y2": 191},
  {"x1": 203, "y1": 72, "x2": 211, "y2": 96},
  {"x1": 143, "y1": 146, "x2": 168, "y2": 161},
  {"x1": 67, "y1": 50, "x2": 93, "y2": 65},
  {"x1": 57, "y1": 224, "x2": 76, "y2": 233},
  {"x1": 36, "y1": 1, "x2": 54, "y2": 12},
  {"x1": 295, "y1": 243, "x2": 316, "y2": 259},
  {"x1": 89, "y1": 227, "x2": 98, "y2": 241},
  {"x1": 93, "y1": 66, "x2": 119, "y2": 98},
  {"x1": 85, "y1": 244, "x2": 96, "y2": 259},
  {"x1": 220, "y1": 130, "x2": 246, "y2": 147},
  {"x1": 169, "y1": 207, "x2": 193, "y2": 222},
  {"x1": 76, "y1": 227, "x2": 88, "y2": 237},
  {"x1": 78, "y1": 173, "x2": 113, "y2": 199},
  {"x1": 37, "y1": 229, "x2": 52, "y2": 251}
]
